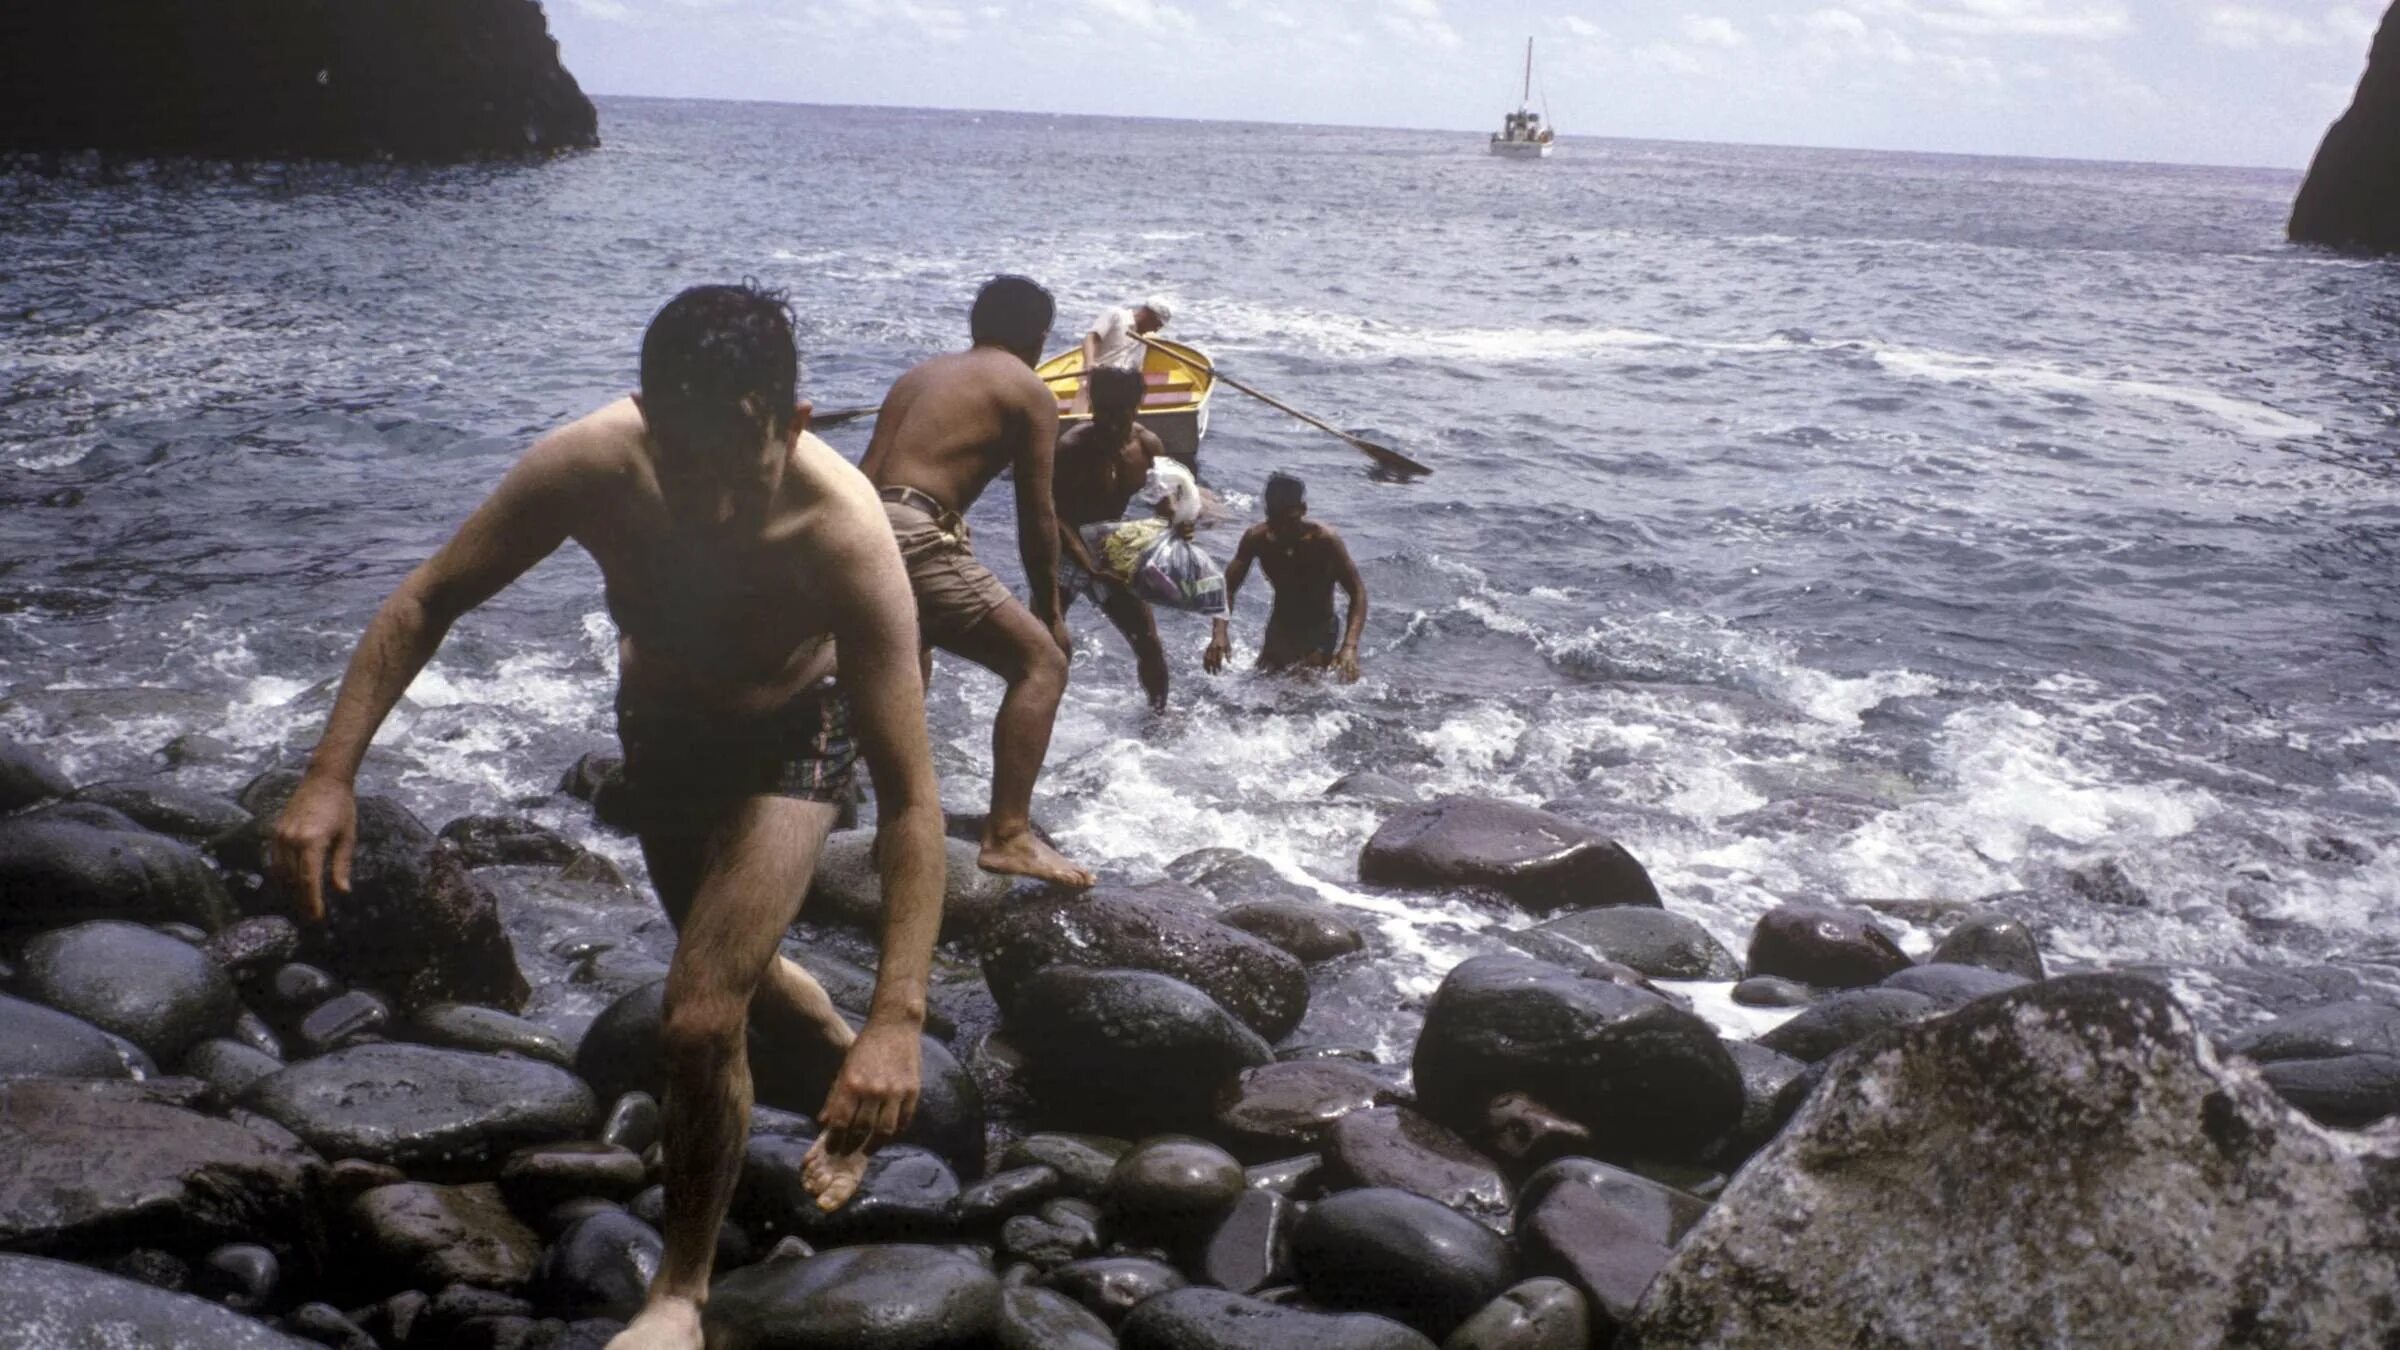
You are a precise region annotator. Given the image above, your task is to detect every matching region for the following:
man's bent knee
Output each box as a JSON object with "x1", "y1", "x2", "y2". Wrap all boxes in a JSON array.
[{"x1": 658, "y1": 995, "x2": 747, "y2": 1070}]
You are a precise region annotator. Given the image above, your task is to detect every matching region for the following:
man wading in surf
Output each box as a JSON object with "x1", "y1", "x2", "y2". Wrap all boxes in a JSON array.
[
  {"x1": 860, "y1": 274, "x2": 1095, "y2": 887},
  {"x1": 270, "y1": 283, "x2": 946, "y2": 1350}
]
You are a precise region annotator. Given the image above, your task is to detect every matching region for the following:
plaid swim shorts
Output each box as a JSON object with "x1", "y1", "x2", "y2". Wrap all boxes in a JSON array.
[{"x1": 613, "y1": 676, "x2": 856, "y2": 827}]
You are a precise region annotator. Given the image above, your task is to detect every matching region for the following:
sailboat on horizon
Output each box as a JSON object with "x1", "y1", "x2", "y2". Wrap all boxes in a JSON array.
[{"x1": 1489, "y1": 36, "x2": 1555, "y2": 158}]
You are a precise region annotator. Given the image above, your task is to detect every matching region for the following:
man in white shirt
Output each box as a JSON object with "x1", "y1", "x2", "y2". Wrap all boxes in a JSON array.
[{"x1": 1073, "y1": 297, "x2": 1172, "y2": 411}]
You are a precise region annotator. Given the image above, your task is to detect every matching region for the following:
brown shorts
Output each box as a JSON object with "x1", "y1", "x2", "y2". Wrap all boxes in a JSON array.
[{"x1": 882, "y1": 490, "x2": 1012, "y2": 644}]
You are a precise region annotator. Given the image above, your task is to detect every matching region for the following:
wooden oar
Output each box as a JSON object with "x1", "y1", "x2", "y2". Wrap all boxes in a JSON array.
[
  {"x1": 1136, "y1": 334, "x2": 1431, "y2": 478},
  {"x1": 810, "y1": 404, "x2": 880, "y2": 428}
]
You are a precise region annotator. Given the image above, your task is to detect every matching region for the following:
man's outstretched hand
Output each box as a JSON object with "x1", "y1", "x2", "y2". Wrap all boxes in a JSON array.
[
  {"x1": 271, "y1": 774, "x2": 357, "y2": 924},
  {"x1": 815, "y1": 1016, "x2": 922, "y2": 1157}
]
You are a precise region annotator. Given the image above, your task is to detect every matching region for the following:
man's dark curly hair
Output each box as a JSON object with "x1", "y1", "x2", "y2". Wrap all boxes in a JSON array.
[{"x1": 639, "y1": 281, "x2": 799, "y2": 448}]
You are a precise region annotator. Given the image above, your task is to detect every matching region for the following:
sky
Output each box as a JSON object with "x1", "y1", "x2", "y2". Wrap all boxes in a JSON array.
[{"x1": 544, "y1": 0, "x2": 2390, "y2": 168}]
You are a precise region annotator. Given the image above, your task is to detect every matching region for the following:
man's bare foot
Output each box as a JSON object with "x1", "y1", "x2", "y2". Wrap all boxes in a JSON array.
[
  {"x1": 606, "y1": 1295, "x2": 702, "y2": 1350},
  {"x1": 979, "y1": 828, "x2": 1095, "y2": 888},
  {"x1": 770, "y1": 956, "x2": 857, "y2": 1054},
  {"x1": 802, "y1": 1134, "x2": 872, "y2": 1211}
]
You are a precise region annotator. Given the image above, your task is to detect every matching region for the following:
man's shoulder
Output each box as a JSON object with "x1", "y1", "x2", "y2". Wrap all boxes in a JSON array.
[
  {"x1": 521, "y1": 397, "x2": 643, "y2": 482},
  {"x1": 789, "y1": 433, "x2": 880, "y2": 520}
]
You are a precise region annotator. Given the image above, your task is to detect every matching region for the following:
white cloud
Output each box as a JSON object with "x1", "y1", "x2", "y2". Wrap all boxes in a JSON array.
[
  {"x1": 1561, "y1": 14, "x2": 1603, "y2": 39},
  {"x1": 1083, "y1": 0, "x2": 1198, "y2": 33},
  {"x1": 1381, "y1": 0, "x2": 1463, "y2": 48},
  {"x1": 1682, "y1": 14, "x2": 1748, "y2": 46},
  {"x1": 563, "y1": 0, "x2": 633, "y2": 19},
  {"x1": 1635, "y1": 42, "x2": 1709, "y2": 75},
  {"x1": 2197, "y1": 3, "x2": 2345, "y2": 48},
  {"x1": 1858, "y1": 0, "x2": 2132, "y2": 40}
]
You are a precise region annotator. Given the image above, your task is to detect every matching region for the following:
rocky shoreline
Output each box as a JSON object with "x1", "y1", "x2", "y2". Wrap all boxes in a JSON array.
[{"x1": 3, "y1": 733, "x2": 2398, "y2": 1348}]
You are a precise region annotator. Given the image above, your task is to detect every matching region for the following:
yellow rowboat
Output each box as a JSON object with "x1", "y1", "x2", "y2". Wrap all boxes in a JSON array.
[{"x1": 1036, "y1": 338, "x2": 1216, "y2": 466}]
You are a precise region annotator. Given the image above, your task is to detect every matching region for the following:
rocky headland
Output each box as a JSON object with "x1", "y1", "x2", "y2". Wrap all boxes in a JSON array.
[
  {"x1": 2, "y1": 731, "x2": 2398, "y2": 1348},
  {"x1": 2291, "y1": 1, "x2": 2400, "y2": 252},
  {"x1": 0, "y1": 0, "x2": 597, "y2": 161}
]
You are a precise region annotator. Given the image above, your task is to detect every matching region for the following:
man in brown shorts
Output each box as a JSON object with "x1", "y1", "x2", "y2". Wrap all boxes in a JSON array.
[
  {"x1": 270, "y1": 283, "x2": 948, "y2": 1350},
  {"x1": 860, "y1": 274, "x2": 1094, "y2": 887}
]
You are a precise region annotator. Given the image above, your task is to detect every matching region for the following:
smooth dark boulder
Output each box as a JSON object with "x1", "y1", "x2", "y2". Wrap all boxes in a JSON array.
[
  {"x1": 1107, "y1": 1136, "x2": 1245, "y2": 1244},
  {"x1": 1328, "y1": 1106, "x2": 1509, "y2": 1220},
  {"x1": 0, "y1": 1252, "x2": 314, "y2": 1347},
  {"x1": 1717, "y1": 1041, "x2": 1807, "y2": 1163},
  {"x1": 1507, "y1": 908, "x2": 1739, "y2": 981},
  {"x1": 1881, "y1": 962, "x2": 2028, "y2": 1006},
  {"x1": 536, "y1": 1209, "x2": 662, "y2": 1320},
  {"x1": 2291, "y1": 2, "x2": 2400, "y2": 253},
  {"x1": 1003, "y1": 968, "x2": 1274, "y2": 1133},
  {"x1": 810, "y1": 829, "x2": 1019, "y2": 941},
  {"x1": 981, "y1": 886, "x2": 1309, "y2": 1041},
  {"x1": 998, "y1": 1284, "x2": 1117, "y2": 1350},
  {"x1": 73, "y1": 782, "x2": 251, "y2": 843},
  {"x1": 197, "y1": 1242, "x2": 279, "y2": 1312},
  {"x1": 0, "y1": 989, "x2": 140, "y2": 1078},
  {"x1": 1928, "y1": 908, "x2": 2043, "y2": 979},
  {"x1": 740, "y1": 1138, "x2": 960, "y2": 1244},
  {"x1": 1198, "y1": 1188, "x2": 1292, "y2": 1294},
  {"x1": 0, "y1": 740, "x2": 73, "y2": 811},
  {"x1": 0, "y1": 1078, "x2": 320, "y2": 1257},
  {"x1": 704, "y1": 1243, "x2": 1001, "y2": 1349},
  {"x1": 1744, "y1": 905, "x2": 1910, "y2": 988},
  {"x1": 1633, "y1": 975, "x2": 2400, "y2": 1347},
  {"x1": 18, "y1": 919, "x2": 239, "y2": 1063},
  {"x1": 1216, "y1": 900, "x2": 1365, "y2": 963},
  {"x1": 1756, "y1": 987, "x2": 1940, "y2": 1063},
  {"x1": 1514, "y1": 1158, "x2": 1706, "y2": 1330},
  {"x1": 297, "y1": 988, "x2": 391, "y2": 1055},
  {"x1": 0, "y1": 0, "x2": 599, "y2": 160},
  {"x1": 348, "y1": 1181, "x2": 542, "y2": 1294},
  {"x1": 1410, "y1": 955, "x2": 1742, "y2": 1161},
  {"x1": 1358, "y1": 797, "x2": 1659, "y2": 914},
  {"x1": 1166, "y1": 848, "x2": 1322, "y2": 909},
  {"x1": 499, "y1": 1142, "x2": 648, "y2": 1215},
  {"x1": 1440, "y1": 1278, "x2": 1590, "y2": 1350},
  {"x1": 1214, "y1": 1059, "x2": 1395, "y2": 1154},
  {"x1": 410, "y1": 1002, "x2": 573, "y2": 1067},
  {"x1": 0, "y1": 817, "x2": 234, "y2": 931},
  {"x1": 2228, "y1": 1000, "x2": 2400, "y2": 1063},
  {"x1": 1729, "y1": 975, "x2": 1817, "y2": 1008},
  {"x1": 1120, "y1": 1287, "x2": 1437, "y2": 1350},
  {"x1": 2257, "y1": 1053, "x2": 2400, "y2": 1128},
  {"x1": 438, "y1": 815, "x2": 579, "y2": 868},
  {"x1": 243, "y1": 1042, "x2": 594, "y2": 1175},
  {"x1": 999, "y1": 1198, "x2": 1104, "y2": 1270},
  {"x1": 952, "y1": 1164, "x2": 1061, "y2": 1228},
  {"x1": 181, "y1": 1038, "x2": 285, "y2": 1098},
  {"x1": 1000, "y1": 1134, "x2": 1132, "y2": 1200},
  {"x1": 1289, "y1": 1188, "x2": 1514, "y2": 1340},
  {"x1": 1042, "y1": 1256, "x2": 1188, "y2": 1326},
  {"x1": 573, "y1": 979, "x2": 982, "y2": 1178}
]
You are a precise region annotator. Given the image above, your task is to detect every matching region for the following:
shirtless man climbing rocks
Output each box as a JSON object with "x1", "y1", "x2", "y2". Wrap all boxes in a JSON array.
[
  {"x1": 270, "y1": 284, "x2": 947, "y2": 1350},
  {"x1": 861, "y1": 274, "x2": 1094, "y2": 888}
]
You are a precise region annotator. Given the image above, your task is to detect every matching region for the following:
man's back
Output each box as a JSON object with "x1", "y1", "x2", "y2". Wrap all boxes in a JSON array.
[
  {"x1": 1054, "y1": 421, "x2": 1160, "y2": 528},
  {"x1": 859, "y1": 348, "x2": 1046, "y2": 514}
]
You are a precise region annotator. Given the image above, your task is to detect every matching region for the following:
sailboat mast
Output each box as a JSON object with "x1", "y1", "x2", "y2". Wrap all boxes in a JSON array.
[{"x1": 1522, "y1": 37, "x2": 1533, "y2": 106}]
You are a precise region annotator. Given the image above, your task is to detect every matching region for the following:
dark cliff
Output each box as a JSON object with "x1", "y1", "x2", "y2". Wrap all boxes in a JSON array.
[
  {"x1": 2291, "y1": 2, "x2": 2400, "y2": 252},
  {"x1": 0, "y1": 0, "x2": 597, "y2": 161}
]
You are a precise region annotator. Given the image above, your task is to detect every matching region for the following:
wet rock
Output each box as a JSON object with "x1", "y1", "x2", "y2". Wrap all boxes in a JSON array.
[
  {"x1": 199, "y1": 1242, "x2": 280, "y2": 1311},
  {"x1": 0, "y1": 816, "x2": 234, "y2": 931},
  {"x1": 1358, "y1": 797, "x2": 1659, "y2": 915},
  {"x1": 1289, "y1": 1188, "x2": 1514, "y2": 1340},
  {"x1": 1329, "y1": 1106, "x2": 1509, "y2": 1220},
  {"x1": 1000, "y1": 1198, "x2": 1105, "y2": 1269},
  {"x1": 1167, "y1": 848, "x2": 1322, "y2": 909},
  {"x1": 0, "y1": 989, "x2": 140, "y2": 1078},
  {"x1": 1440, "y1": 1278, "x2": 1589, "y2": 1350},
  {"x1": 234, "y1": 1010, "x2": 285, "y2": 1060},
  {"x1": 1324, "y1": 771, "x2": 1420, "y2": 806},
  {"x1": 1004, "y1": 968, "x2": 1275, "y2": 1134},
  {"x1": 1744, "y1": 904, "x2": 1910, "y2": 988},
  {"x1": 242, "y1": 1042, "x2": 595, "y2": 1176},
  {"x1": 982, "y1": 886, "x2": 1309, "y2": 1041},
  {"x1": 0, "y1": 1077, "x2": 320, "y2": 1256},
  {"x1": 536, "y1": 1209, "x2": 662, "y2": 1321},
  {"x1": 1717, "y1": 1041, "x2": 1807, "y2": 1163},
  {"x1": 270, "y1": 962, "x2": 343, "y2": 1012},
  {"x1": 411, "y1": 1002, "x2": 573, "y2": 1066},
  {"x1": 350, "y1": 1182, "x2": 542, "y2": 1294},
  {"x1": 1730, "y1": 975, "x2": 1817, "y2": 1008},
  {"x1": 1514, "y1": 1158, "x2": 1705, "y2": 1332},
  {"x1": 703, "y1": 1242, "x2": 1001, "y2": 1348},
  {"x1": 183, "y1": 1037, "x2": 287, "y2": 1098},
  {"x1": 499, "y1": 1142, "x2": 649, "y2": 1215},
  {"x1": 1107, "y1": 1136, "x2": 1244, "y2": 1246},
  {"x1": 285, "y1": 1301, "x2": 378, "y2": 1350},
  {"x1": 1121, "y1": 1287, "x2": 1437, "y2": 1350},
  {"x1": 954, "y1": 1165, "x2": 1062, "y2": 1228},
  {"x1": 298, "y1": 988, "x2": 392, "y2": 1054},
  {"x1": 1216, "y1": 900, "x2": 1365, "y2": 963},
  {"x1": 2066, "y1": 858, "x2": 2149, "y2": 909},
  {"x1": 1756, "y1": 987, "x2": 1941, "y2": 1063},
  {"x1": 557, "y1": 752, "x2": 622, "y2": 803},
  {"x1": 1044, "y1": 1256, "x2": 1188, "y2": 1325},
  {"x1": 439, "y1": 815, "x2": 580, "y2": 868},
  {"x1": 810, "y1": 828, "x2": 1019, "y2": 941},
  {"x1": 1214, "y1": 1059, "x2": 1396, "y2": 1154},
  {"x1": 1507, "y1": 908, "x2": 1739, "y2": 981},
  {"x1": 1244, "y1": 1154, "x2": 1325, "y2": 1197},
  {"x1": 1198, "y1": 1188, "x2": 1291, "y2": 1294},
  {"x1": 574, "y1": 980, "x2": 983, "y2": 1178},
  {"x1": 1002, "y1": 1135, "x2": 1134, "y2": 1200},
  {"x1": 18, "y1": 919, "x2": 239, "y2": 1063},
  {"x1": 1928, "y1": 908, "x2": 2044, "y2": 979},
  {"x1": 1410, "y1": 954, "x2": 1742, "y2": 1162},
  {"x1": 203, "y1": 915, "x2": 303, "y2": 978},
  {"x1": 1633, "y1": 974, "x2": 2400, "y2": 1346},
  {"x1": 0, "y1": 739, "x2": 73, "y2": 811},
  {"x1": 0, "y1": 1252, "x2": 315, "y2": 1347},
  {"x1": 741, "y1": 1138, "x2": 961, "y2": 1244},
  {"x1": 160, "y1": 732, "x2": 244, "y2": 771},
  {"x1": 998, "y1": 1283, "x2": 1118, "y2": 1350},
  {"x1": 2229, "y1": 1000, "x2": 2400, "y2": 1063},
  {"x1": 111, "y1": 1247, "x2": 193, "y2": 1291},
  {"x1": 2256, "y1": 1053, "x2": 2400, "y2": 1128},
  {"x1": 1881, "y1": 962, "x2": 2028, "y2": 1006},
  {"x1": 74, "y1": 781, "x2": 253, "y2": 843},
  {"x1": 599, "y1": 1092, "x2": 661, "y2": 1154},
  {"x1": 1481, "y1": 1093, "x2": 1592, "y2": 1172}
]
